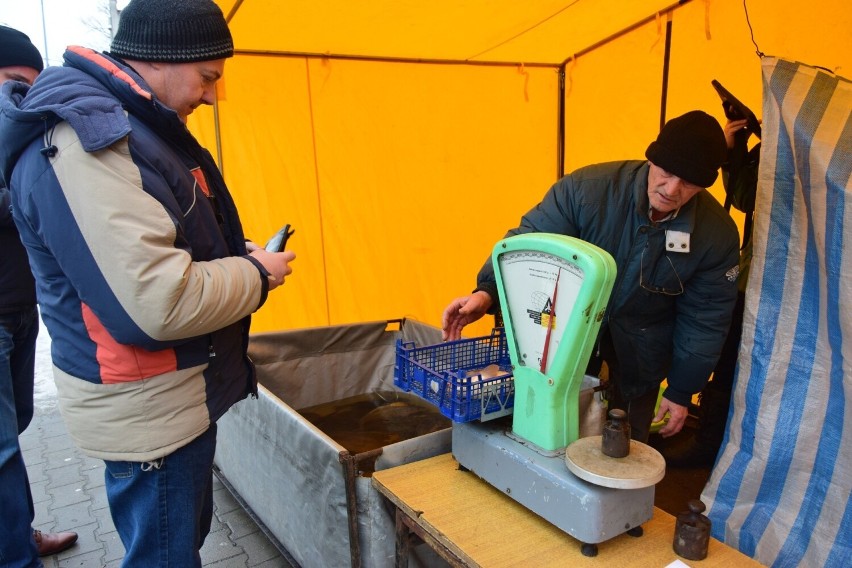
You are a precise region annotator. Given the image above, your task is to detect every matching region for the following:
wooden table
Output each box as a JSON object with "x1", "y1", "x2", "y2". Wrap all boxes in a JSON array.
[{"x1": 372, "y1": 453, "x2": 763, "y2": 567}]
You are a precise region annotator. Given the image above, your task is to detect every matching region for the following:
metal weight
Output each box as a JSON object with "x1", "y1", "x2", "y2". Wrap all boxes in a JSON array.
[
  {"x1": 601, "y1": 408, "x2": 630, "y2": 458},
  {"x1": 673, "y1": 499, "x2": 712, "y2": 560}
]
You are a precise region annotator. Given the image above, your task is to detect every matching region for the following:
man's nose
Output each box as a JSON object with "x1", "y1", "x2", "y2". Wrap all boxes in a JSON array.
[
  {"x1": 664, "y1": 178, "x2": 686, "y2": 196},
  {"x1": 201, "y1": 86, "x2": 217, "y2": 105}
]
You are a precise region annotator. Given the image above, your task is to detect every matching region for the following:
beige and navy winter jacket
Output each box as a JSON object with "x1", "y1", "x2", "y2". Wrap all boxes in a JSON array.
[{"x1": 0, "y1": 47, "x2": 270, "y2": 462}]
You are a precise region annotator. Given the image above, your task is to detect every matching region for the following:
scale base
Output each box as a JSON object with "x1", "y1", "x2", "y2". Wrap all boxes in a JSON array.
[{"x1": 452, "y1": 419, "x2": 655, "y2": 548}]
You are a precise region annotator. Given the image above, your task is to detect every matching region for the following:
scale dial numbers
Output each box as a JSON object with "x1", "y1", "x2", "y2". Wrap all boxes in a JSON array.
[{"x1": 497, "y1": 250, "x2": 584, "y2": 374}]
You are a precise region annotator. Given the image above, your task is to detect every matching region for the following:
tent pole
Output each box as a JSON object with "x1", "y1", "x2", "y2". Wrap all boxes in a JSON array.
[
  {"x1": 659, "y1": 13, "x2": 674, "y2": 131},
  {"x1": 557, "y1": 64, "x2": 566, "y2": 180},
  {"x1": 212, "y1": 96, "x2": 224, "y2": 175},
  {"x1": 232, "y1": 49, "x2": 554, "y2": 69},
  {"x1": 224, "y1": 0, "x2": 246, "y2": 23},
  {"x1": 558, "y1": 1, "x2": 689, "y2": 68}
]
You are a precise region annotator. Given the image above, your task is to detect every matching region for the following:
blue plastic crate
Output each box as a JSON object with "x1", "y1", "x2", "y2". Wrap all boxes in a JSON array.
[{"x1": 394, "y1": 328, "x2": 514, "y2": 422}]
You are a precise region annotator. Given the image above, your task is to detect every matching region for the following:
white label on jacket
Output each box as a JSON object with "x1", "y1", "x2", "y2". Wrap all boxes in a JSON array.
[{"x1": 665, "y1": 230, "x2": 691, "y2": 253}]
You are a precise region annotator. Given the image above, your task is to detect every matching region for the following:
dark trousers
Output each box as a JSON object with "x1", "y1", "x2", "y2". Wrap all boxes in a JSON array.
[
  {"x1": 586, "y1": 329, "x2": 660, "y2": 443},
  {"x1": 0, "y1": 307, "x2": 40, "y2": 567}
]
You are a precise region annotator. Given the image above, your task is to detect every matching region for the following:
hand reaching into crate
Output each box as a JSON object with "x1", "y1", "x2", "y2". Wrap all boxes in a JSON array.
[{"x1": 441, "y1": 290, "x2": 493, "y2": 341}]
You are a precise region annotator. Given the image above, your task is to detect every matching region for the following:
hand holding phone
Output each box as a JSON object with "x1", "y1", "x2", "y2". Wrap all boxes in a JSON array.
[
  {"x1": 265, "y1": 224, "x2": 294, "y2": 252},
  {"x1": 711, "y1": 80, "x2": 761, "y2": 139}
]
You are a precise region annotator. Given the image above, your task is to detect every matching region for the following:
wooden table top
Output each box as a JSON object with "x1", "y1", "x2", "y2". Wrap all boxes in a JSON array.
[{"x1": 372, "y1": 453, "x2": 763, "y2": 567}]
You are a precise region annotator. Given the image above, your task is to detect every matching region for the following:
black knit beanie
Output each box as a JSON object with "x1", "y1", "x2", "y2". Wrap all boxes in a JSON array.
[
  {"x1": 645, "y1": 110, "x2": 727, "y2": 188},
  {"x1": 111, "y1": 0, "x2": 233, "y2": 63},
  {"x1": 0, "y1": 25, "x2": 44, "y2": 72}
]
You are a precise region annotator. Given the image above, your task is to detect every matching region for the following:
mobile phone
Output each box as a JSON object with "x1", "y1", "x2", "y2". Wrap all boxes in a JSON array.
[
  {"x1": 711, "y1": 80, "x2": 761, "y2": 139},
  {"x1": 265, "y1": 224, "x2": 294, "y2": 252}
]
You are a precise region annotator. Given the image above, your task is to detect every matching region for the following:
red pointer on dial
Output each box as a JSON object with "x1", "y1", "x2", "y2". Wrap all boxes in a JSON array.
[{"x1": 540, "y1": 268, "x2": 561, "y2": 373}]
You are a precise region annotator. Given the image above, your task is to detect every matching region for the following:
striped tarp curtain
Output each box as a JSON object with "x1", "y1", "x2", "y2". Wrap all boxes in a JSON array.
[{"x1": 701, "y1": 57, "x2": 851, "y2": 567}]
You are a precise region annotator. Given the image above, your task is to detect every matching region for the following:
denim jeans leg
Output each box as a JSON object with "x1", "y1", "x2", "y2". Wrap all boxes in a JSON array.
[
  {"x1": 0, "y1": 308, "x2": 41, "y2": 568},
  {"x1": 104, "y1": 424, "x2": 217, "y2": 568}
]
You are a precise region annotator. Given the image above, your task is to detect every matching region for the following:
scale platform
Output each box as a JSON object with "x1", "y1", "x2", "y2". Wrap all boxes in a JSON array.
[{"x1": 452, "y1": 418, "x2": 662, "y2": 553}]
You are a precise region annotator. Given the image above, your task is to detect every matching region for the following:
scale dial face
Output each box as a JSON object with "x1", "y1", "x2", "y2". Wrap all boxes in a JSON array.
[{"x1": 497, "y1": 249, "x2": 584, "y2": 373}]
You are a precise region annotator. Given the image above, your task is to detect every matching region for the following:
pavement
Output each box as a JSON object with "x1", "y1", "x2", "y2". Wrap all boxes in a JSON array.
[{"x1": 24, "y1": 321, "x2": 299, "y2": 568}]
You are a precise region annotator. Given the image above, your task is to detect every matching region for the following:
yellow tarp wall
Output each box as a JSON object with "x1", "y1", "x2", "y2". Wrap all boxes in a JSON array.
[{"x1": 191, "y1": 0, "x2": 851, "y2": 336}]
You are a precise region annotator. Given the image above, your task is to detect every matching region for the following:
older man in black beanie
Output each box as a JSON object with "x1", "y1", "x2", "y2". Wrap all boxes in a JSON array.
[
  {"x1": 0, "y1": 24, "x2": 80, "y2": 566},
  {"x1": 0, "y1": 1, "x2": 295, "y2": 566},
  {"x1": 443, "y1": 110, "x2": 740, "y2": 444}
]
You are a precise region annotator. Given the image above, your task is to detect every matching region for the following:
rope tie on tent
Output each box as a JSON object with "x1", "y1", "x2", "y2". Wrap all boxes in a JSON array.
[
  {"x1": 517, "y1": 63, "x2": 529, "y2": 102},
  {"x1": 704, "y1": 0, "x2": 713, "y2": 40},
  {"x1": 649, "y1": 12, "x2": 663, "y2": 52},
  {"x1": 565, "y1": 56, "x2": 577, "y2": 98}
]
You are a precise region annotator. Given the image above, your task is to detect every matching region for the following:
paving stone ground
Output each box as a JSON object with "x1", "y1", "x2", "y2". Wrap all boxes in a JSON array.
[{"x1": 25, "y1": 320, "x2": 298, "y2": 568}]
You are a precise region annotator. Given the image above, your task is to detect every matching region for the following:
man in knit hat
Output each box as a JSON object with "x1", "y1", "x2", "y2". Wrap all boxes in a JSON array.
[
  {"x1": 443, "y1": 111, "x2": 740, "y2": 443},
  {"x1": 0, "y1": 2, "x2": 295, "y2": 565},
  {"x1": 0, "y1": 24, "x2": 80, "y2": 565}
]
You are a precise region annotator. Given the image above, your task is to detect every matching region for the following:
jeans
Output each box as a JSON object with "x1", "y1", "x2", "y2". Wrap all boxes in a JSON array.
[
  {"x1": 0, "y1": 307, "x2": 41, "y2": 568},
  {"x1": 104, "y1": 424, "x2": 217, "y2": 567}
]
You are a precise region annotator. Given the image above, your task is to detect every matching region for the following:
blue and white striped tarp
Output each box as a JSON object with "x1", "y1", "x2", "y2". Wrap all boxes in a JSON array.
[{"x1": 701, "y1": 57, "x2": 851, "y2": 568}]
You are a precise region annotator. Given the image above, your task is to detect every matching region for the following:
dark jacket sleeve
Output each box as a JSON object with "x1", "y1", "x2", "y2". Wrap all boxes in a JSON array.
[
  {"x1": 663, "y1": 210, "x2": 741, "y2": 405},
  {"x1": 0, "y1": 182, "x2": 12, "y2": 230},
  {"x1": 723, "y1": 142, "x2": 760, "y2": 214}
]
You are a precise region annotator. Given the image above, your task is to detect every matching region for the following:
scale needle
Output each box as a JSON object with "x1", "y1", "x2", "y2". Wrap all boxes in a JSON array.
[{"x1": 540, "y1": 268, "x2": 561, "y2": 373}]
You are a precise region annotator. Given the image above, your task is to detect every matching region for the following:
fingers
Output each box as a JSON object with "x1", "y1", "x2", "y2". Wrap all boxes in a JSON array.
[
  {"x1": 442, "y1": 322, "x2": 461, "y2": 342},
  {"x1": 442, "y1": 298, "x2": 464, "y2": 327},
  {"x1": 656, "y1": 398, "x2": 688, "y2": 438},
  {"x1": 267, "y1": 273, "x2": 282, "y2": 292},
  {"x1": 443, "y1": 323, "x2": 462, "y2": 342},
  {"x1": 658, "y1": 418, "x2": 683, "y2": 438},
  {"x1": 441, "y1": 292, "x2": 494, "y2": 341},
  {"x1": 249, "y1": 249, "x2": 295, "y2": 292},
  {"x1": 441, "y1": 297, "x2": 467, "y2": 341},
  {"x1": 724, "y1": 119, "x2": 750, "y2": 148}
]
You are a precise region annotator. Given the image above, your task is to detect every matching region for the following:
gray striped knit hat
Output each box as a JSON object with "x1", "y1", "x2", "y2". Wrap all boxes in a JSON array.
[{"x1": 110, "y1": 0, "x2": 233, "y2": 63}]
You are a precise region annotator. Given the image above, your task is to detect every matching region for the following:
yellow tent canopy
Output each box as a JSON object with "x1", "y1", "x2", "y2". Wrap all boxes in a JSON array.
[{"x1": 191, "y1": 0, "x2": 850, "y2": 336}]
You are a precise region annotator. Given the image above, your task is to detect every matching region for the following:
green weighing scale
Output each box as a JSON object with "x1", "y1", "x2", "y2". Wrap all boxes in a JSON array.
[{"x1": 452, "y1": 233, "x2": 665, "y2": 556}]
